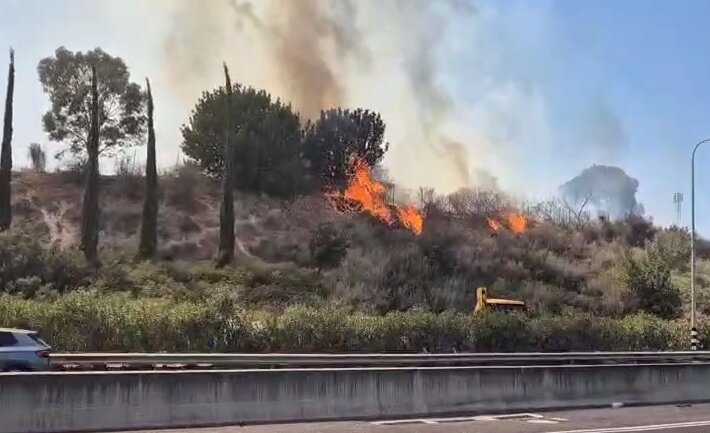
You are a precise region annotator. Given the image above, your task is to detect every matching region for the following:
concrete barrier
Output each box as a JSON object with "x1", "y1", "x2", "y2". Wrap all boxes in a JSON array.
[{"x1": 2, "y1": 364, "x2": 710, "y2": 433}]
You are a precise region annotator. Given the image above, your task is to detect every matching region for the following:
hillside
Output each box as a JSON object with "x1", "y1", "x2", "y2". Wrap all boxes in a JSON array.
[
  {"x1": 10, "y1": 167, "x2": 333, "y2": 263},
  {"x1": 4, "y1": 166, "x2": 709, "y2": 320}
]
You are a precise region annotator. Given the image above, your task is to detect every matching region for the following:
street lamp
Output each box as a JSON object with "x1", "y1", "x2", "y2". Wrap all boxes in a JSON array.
[{"x1": 690, "y1": 138, "x2": 710, "y2": 350}]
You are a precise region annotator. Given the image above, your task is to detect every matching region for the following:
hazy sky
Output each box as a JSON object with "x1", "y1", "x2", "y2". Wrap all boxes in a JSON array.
[{"x1": 3, "y1": 0, "x2": 710, "y2": 233}]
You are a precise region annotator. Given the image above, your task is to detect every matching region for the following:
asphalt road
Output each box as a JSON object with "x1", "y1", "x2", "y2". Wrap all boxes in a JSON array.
[{"x1": 110, "y1": 403, "x2": 710, "y2": 433}]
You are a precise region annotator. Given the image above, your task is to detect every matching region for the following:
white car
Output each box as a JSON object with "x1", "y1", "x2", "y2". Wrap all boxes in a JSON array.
[{"x1": 0, "y1": 328, "x2": 52, "y2": 371}]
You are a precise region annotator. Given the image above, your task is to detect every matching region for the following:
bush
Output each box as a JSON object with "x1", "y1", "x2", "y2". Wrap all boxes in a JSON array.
[
  {"x1": 620, "y1": 249, "x2": 682, "y2": 319},
  {"x1": 0, "y1": 293, "x2": 700, "y2": 352},
  {"x1": 0, "y1": 225, "x2": 91, "y2": 295},
  {"x1": 309, "y1": 222, "x2": 349, "y2": 271},
  {"x1": 0, "y1": 291, "x2": 253, "y2": 352},
  {"x1": 620, "y1": 215, "x2": 656, "y2": 247}
]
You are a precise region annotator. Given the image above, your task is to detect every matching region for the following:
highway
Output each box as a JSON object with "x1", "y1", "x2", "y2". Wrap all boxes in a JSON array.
[
  {"x1": 9, "y1": 353, "x2": 710, "y2": 433},
  {"x1": 107, "y1": 404, "x2": 710, "y2": 433}
]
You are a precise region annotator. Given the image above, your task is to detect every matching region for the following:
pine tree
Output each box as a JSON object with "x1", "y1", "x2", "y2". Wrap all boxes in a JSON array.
[
  {"x1": 0, "y1": 49, "x2": 15, "y2": 231},
  {"x1": 216, "y1": 63, "x2": 235, "y2": 267},
  {"x1": 138, "y1": 78, "x2": 158, "y2": 259},
  {"x1": 81, "y1": 66, "x2": 100, "y2": 265}
]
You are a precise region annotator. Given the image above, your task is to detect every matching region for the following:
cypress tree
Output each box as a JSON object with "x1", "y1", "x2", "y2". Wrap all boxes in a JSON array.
[
  {"x1": 80, "y1": 66, "x2": 100, "y2": 266},
  {"x1": 0, "y1": 49, "x2": 15, "y2": 231},
  {"x1": 138, "y1": 78, "x2": 158, "y2": 259},
  {"x1": 216, "y1": 63, "x2": 235, "y2": 267}
]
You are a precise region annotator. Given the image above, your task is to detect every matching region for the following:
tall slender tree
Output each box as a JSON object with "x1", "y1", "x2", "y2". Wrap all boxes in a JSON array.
[
  {"x1": 0, "y1": 49, "x2": 15, "y2": 232},
  {"x1": 216, "y1": 63, "x2": 235, "y2": 267},
  {"x1": 138, "y1": 78, "x2": 158, "y2": 259},
  {"x1": 80, "y1": 66, "x2": 100, "y2": 265}
]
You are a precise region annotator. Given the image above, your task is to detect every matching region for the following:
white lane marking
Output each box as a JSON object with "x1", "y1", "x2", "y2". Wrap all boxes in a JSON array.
[
  {"x1": 428, "y1": 416, "x2": 479, "y2": 423},
  {"x1": 370, "y1": 419, "x2": 429, "y2": 425},
  {"x1": 545, "y1": 420, "x2": 710, "y2": 433},
  {"x1": 371, "y1": 413, "x2": 559, "y2": 425},
  {"x1": 474, "y1": 413, "x2": 544, "y2": 421}
]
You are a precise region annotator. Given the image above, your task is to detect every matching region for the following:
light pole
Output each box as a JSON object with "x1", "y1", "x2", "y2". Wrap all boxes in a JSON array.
[{"x1": 690, "y1": 138, "x2": 710, "y2": 350}]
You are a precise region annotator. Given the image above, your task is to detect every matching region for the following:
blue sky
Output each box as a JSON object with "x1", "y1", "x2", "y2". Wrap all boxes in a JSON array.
[
  {"x1": 3, "y1": 0, "x2": 710, "y2": 233},
  {"x1": 548, "y1": 0, "x2": 710, "y2": 231}
]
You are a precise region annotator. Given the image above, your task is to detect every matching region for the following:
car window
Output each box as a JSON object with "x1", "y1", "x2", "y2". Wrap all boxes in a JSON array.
[
  {"x1": 0, "y1": 332, "x2": 18, "y2": 347},
  {"x1": 28, "y1": 333, "x2": 49, "y2": 347}
]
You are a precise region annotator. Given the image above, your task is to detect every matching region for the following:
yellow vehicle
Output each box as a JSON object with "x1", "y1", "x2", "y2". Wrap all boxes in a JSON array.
[{"x1": 474, "y1": 287, "x2": 526, "y2": 314}]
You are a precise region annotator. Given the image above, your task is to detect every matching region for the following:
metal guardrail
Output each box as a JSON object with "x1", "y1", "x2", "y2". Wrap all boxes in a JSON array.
[{"x1": 49, "y1": 351, "x2": 710, "y2": 370}]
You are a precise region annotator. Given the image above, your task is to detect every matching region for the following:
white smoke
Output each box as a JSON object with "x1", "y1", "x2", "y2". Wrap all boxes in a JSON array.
[{"x1": 152, "y1": 0, "x2": 563, "y2": 196}]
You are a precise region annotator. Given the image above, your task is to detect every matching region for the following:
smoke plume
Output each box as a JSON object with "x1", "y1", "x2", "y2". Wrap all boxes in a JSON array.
[
  {"x1": 581, "y1": 100, "x2": 628, "y2": 164},
  {"x1": 160, "y1": 0, "x2": 545, "y2": 194}
]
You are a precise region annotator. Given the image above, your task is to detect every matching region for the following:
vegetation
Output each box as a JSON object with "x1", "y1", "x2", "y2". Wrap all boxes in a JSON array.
[
  {"x1": 303, "y1": 108, "x2": 388, "y2": 189},
  {"x1": 38, "y1": 47, "x2": 145, "y2": 160},
  {"x1": 80, "y1": 67, "x2": 100, "y2": 266},
  {"x1": 0, "y1": 44, "x2": 704, "y2": 353},
  {"x1": 620, "y1": 248, "x2": 682, "y2": 319},
  {"x1": 1, "y1": 49, "x2": 14, "y2": 231},
  {"x1": 0, "y1": 177, "x2": 707, "y2": 351},
  {"x1": 181, "y1": 80, "x2": 305, "y2": 197},
  {"x1": 138, "y1": 78, "x2": 157, "y2": 259},
  {"x1": 309, "y1": 222, "x2": 349, "y2": 271},
  {"x1": 181, "y1": 92, "x2": 388, "y2": 196},
  {"x1": 0, "y1": 292, "x2": 699, "y2": 352}
]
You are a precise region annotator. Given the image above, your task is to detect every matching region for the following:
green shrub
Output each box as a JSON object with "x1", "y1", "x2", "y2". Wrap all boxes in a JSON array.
[
  {"x1": 0, "y1": 225, "x2": 91, "y2": 295},
  {"x1": 620, "y1": 249, "x2": 682, "y2": 319},
  {"x1": 0, "y1": 293, "x2": 703, "y2": 353},
  {"x1": 309, "y1": 222, "x2": 349, "y2": 271}
]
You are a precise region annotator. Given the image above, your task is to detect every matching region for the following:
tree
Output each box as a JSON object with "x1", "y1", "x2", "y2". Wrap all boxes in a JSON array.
[
  {"x1": 303, "y1": 108, "x2": 388, "y2": 189},
  {"x1": 620, "y1": 249, "x2": 682, "y2": 319},
  {"x1": 38, "y1": 47, "x2": 144, "y2": 160},
  {"x1": 181, "y1": 83, "x2": 305, "y2": 197},
  {"x1": 559, "y1": 165, "x2": 644, "y2": 220},
  {"x1": 80, "y1": 66, "x2": 100, "y2": 266},
  {"x1": 216, "y1": 64, "x2": 235, "y2": 267},
  {"x1": 0, "y1": 49, "x2": 14, "y2": 231},
  {"x1": 138, "y1": 78, "x2": 158, "y2": 259},
  {"x1": 309, "y1": 223, "x2": 349, "y2": 271},
  {"x1": 28, "y1": 143, "x2": 46, "y2": 173}
]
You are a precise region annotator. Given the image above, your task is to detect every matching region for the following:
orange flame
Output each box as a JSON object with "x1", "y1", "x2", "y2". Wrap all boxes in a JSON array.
[
  {"x1": 506, "y1": 212, "x2": 527, "y2": 234},
  {"x1": 487, "y1": 212, "x2": 528, "y2": 235},
  {"x1": 327, "y1": 158, "x2": 425, "y2": 236},
  {"x1": 397, "y1": 206, "x2": 424, "y2": 236}
]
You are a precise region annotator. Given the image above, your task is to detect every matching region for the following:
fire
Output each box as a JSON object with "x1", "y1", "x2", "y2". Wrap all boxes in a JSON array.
[
  {"x1": 340, "y1": 160, "x2": 392, "y2": 221},
  {"x1": 397, "y1": 206, "x2": 424, "y2": 236},
  {"x1": 487, "y1": 212, "x2": 528, "y2": 235},
  {"x1": 506, "y1": 212, "x2": 527, "y2": 234},
  {"x1": 327, "y1": 158, "x2": 425, "y2": 236}
]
